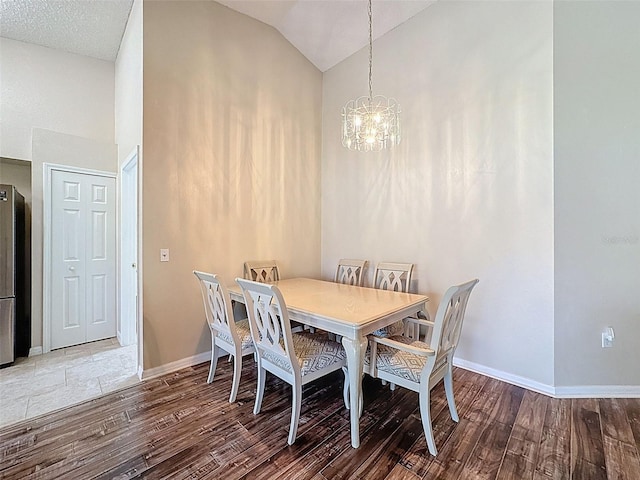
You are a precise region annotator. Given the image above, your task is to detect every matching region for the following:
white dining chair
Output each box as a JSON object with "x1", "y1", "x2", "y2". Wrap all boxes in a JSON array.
[
  {"x1": 365, "y1": 279, "x2": 479, "y2": 456},
  {"x1": 243, "y1": 260, "x2": 280, "y2": 283},
  {"x1": 373, "y1": 261, "x2": 413, "y2": 293},
  {"x1": 371, "y1": 262, "x2": 416, "y2": 337},
  {"x1": 236, "y1": 278, "x2": 349, "y2": 445},
  {"x1": 193, "y1": 271, "x2": 255, "y2": 403},
  {"x1": 335, "y1": 259, "x2": 368, "y2": 286}
]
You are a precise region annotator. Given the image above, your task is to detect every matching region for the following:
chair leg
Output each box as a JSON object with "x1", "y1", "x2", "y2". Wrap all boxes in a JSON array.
[
  {"x1": 207, "y1": 338, "x2": 219, "y2": 384},
  {"x1": 419, "y1": 386, "x2": 437, "y2": 456},
  {"x1": 444, "y1": 365, "x2": 459, "y2": 422},
  {"x1": 254, "y1": 365, "x2": 266, "y2": 415},
  {"x1": 288, "y1": 381, "x2": 302, "y2": 445},
  {"x1": 229, "y1": 350, "x2": 242, "y2": 403}
]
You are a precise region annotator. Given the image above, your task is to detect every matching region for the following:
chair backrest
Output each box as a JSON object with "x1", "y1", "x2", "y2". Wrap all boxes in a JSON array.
[
  {"x1": 244, "y1": 260, "x2": 281, "y2": 283},
  {"x1": 236, "y1": 278, "x2": 299, "y2": 377},
  {"x1": 335, "y1": 259, "x2": 368, "y2": 286},
  {"x1": 193, "y1": 270, "x2": 238, "y2": 344},
  {"x1": 429, "y1": 279, "x2": 479, "y2": 366},
  {"x1": 372, "y1": 262, "x2": 414, "y2": 293}
]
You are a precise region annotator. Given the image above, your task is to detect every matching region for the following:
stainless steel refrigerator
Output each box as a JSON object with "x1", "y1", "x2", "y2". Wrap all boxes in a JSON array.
[{"x1": 0, "y1": 184, "x2": 28, "y2": 367}]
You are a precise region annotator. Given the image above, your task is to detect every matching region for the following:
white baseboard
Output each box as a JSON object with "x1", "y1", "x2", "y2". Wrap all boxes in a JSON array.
[
  {"x1": 454, "y1": 357, "x2": 640, "y2": 398},
  {"x1": 554, "y1": 385, "x2": 640, "y2": 398},
  {"x1": 140, "y1": 351, "x2": 213, "y2": 380},
  {"x1": 138, "y1": 351, "x2": 640, "y2": 399},
  {"x1": 453, "y1": 357, "x2": 556, "y2": 397},
  {"x1": 28, "y1": 346, "x2": 43, "y2": 357}
]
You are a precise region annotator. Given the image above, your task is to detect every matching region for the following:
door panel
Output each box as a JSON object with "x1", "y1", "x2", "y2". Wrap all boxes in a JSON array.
[
  {"x1": 51, "y1": 170, "x2": 116, "y2": 349},
  {"x1": 86, "y1": 178, "x2": 115, "y2": 342},
  {"x1": 52, "y1": 173, "x2": 86, "y2": 348},
  {"x1": 63, "y1": 276, "x2": 81, "y2": 328}
]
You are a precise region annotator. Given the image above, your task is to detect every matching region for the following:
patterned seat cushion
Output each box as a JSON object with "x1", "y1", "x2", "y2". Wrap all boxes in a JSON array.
[
  {"x1": 216, "y1": 319, "x2": 253, "y2": 350},
  {"x1": 263, "y1": 332, "x2": 346, "y2": 377},
  {"x1": 371, "y1": 320, "x2": 405, "y2": 337},
  {"x1": 365, "y1": 335, "x2": 430, "y2": 383}
]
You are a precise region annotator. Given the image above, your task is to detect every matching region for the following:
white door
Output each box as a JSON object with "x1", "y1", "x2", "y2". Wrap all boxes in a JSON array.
[
  {"x1": 51, "y1": 170, "x2": 116, "y2": 350},
  {"x1": 120, "y1": 150, "x2": 138, "y2": 346}
]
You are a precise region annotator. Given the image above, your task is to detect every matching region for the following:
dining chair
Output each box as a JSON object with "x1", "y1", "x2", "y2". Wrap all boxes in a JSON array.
[
  {"x1": 236, "y1": 278, "x2": 349, "y2": 445},
  {"x1": 373, "y1": 261, "x2": 413, "y2": 293},
  {"x1": 365, "y1": 278, "x2": 479, "y2": 456},
  {"x1": 193, "y1": 271, "x2": 255, "y2": 403},
  {"x1": 372, "y1": 262, "x2": 415, "y2": 337},
  {"x1": 244, "y1": 259, "x2": 309, "y2": 333},
  {"x1": 335, "y1": 259, "x2": 368, "y2": 286},
  {"x1": 243, "y1": 260, "x2": 280, "y2": 283}
]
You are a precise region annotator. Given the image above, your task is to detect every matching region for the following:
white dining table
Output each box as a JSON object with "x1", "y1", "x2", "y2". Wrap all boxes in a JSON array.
[{"x1": 227, "y1": 277, "x2": 428, "y2": 448}]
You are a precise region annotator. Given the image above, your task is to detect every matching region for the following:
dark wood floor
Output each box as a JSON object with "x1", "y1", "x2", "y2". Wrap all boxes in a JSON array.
[{"x1": 2, "y1": 358, "x2": 640, "y2": 480}]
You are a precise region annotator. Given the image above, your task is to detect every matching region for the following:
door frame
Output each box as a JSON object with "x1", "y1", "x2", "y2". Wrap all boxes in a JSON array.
[
  {"x1": 118, "y1": 148, "x2": 139, "y2": 347},
  {"x1": 42, "y1": 163, "x2": 116, "y2": 354}
]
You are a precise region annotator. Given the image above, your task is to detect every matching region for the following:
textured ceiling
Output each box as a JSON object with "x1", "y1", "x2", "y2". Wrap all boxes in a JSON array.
[
  {"x1": 0, "y1": 0, "x2": 133, "y2": 61},
  {"x1": 0, "y1": 0, "x2": 433, "y2": 70}
]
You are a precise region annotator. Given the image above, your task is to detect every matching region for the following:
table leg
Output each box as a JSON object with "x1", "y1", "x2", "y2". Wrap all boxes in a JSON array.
[{"x1": 342, "y1": 335, "x2": 367, "y2": 448}]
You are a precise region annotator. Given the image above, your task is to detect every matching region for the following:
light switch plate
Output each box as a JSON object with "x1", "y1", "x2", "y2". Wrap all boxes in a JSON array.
[
  {"x1": 601, "y1": 326, "x2": 614, "y2": 348},
  {"x1": 160, "y1": 249, "x2": 169, "y2": 262}
]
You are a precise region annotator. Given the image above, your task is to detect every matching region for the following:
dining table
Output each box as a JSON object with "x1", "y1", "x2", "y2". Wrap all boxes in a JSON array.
[{"x1": 227, "y1": 277, "x2": 428, "y2": 448}]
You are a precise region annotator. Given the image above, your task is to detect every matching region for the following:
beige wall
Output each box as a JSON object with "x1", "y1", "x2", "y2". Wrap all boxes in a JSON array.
[
  {"x1": 115, "y1": 0, "x2": 143, "y2": 165},
  {"x1": 142, "y1": 1, "x2": 322, "y2": 369},
  {"x1": 554, "y1": 1, "x2": 640, "y2": 389},
  {"x1": 0, "y1": 159, "x2": 31, "y2": 205},
  {"x1": 322, "y1": 1, "x2": 555, "y2": 388},
  {"x1": 31, "y1": 129, "x2": 117, "y2": 349}
]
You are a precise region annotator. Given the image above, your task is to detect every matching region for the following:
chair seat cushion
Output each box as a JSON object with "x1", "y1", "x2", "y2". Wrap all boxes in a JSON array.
[
  {"x1": 371, "y1": 320, "x2": 405, "y2": 337},
  {"x1": 264, "y1": 332, "x2": 346, "y2": 376},
  {"x1": 365, "y1": 335, "x2": 430, "y2": 383},
  {"x1": 217, "y1": 319, "x2": 253, "y2": 350}
]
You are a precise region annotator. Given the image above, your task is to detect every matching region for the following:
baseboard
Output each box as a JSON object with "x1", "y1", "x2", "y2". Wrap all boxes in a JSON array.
[
  {"x1": 453, "y1": 358, "x2": 640, "y2": 398},
  {"x1": 554, "y1": 385, "x2": 640, "y2": 398},
  {"x1": 28, "y1": 346, "x2": 43, "y2": 357},
  {"x1": 453, "y1": 357, "x2": 556, "y2": 397},
  {"x1": 140, "y1": 351, "x2": 213, "y2": 380}
]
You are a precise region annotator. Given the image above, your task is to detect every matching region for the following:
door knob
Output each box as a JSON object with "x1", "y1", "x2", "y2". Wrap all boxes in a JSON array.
[
  {"x1": 69, "y1": 266, "x2": 76, "y2": 271},
  {"x1": 131, "y1": 263, "x2": 137, "y2": 268}
]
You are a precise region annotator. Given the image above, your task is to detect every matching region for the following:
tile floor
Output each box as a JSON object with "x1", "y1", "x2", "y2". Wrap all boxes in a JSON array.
[{"x1": 0, "y1": 338, "x2": 139, "y2": 428}]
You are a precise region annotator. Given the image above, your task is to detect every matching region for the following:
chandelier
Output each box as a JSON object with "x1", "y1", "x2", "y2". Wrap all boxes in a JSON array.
[{"x1": 342, "y1": 0, "x2": 401, "y2": 152}]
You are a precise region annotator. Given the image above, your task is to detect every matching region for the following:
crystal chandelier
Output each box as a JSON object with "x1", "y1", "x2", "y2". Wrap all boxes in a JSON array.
[{"x1": 342, "y1": 0, "x2": 401, "y2": 152}]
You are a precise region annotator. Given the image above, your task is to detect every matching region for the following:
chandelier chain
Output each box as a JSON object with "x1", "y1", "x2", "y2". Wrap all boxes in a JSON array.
[{"x1": 368, "y1": 0, "x2": 373, "y2": 102}]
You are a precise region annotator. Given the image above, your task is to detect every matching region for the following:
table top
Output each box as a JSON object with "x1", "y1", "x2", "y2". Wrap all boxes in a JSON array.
[{"x1": 228, "y1": 277, "x2": 428, "y2": 333}]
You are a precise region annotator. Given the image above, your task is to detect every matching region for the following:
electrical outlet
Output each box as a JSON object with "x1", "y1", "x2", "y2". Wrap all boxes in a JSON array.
[
  {"x1": 601, "y1": 327, "x2": 615, "y2": 348},
  {"x1": 160, "y1": 249, "x2": 169, "y2": 262}
]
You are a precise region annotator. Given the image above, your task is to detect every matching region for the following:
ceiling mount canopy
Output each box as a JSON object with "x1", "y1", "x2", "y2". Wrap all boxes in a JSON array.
[{"x1": 342, "y1": 0, "x2": 401, "y2": 152}]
